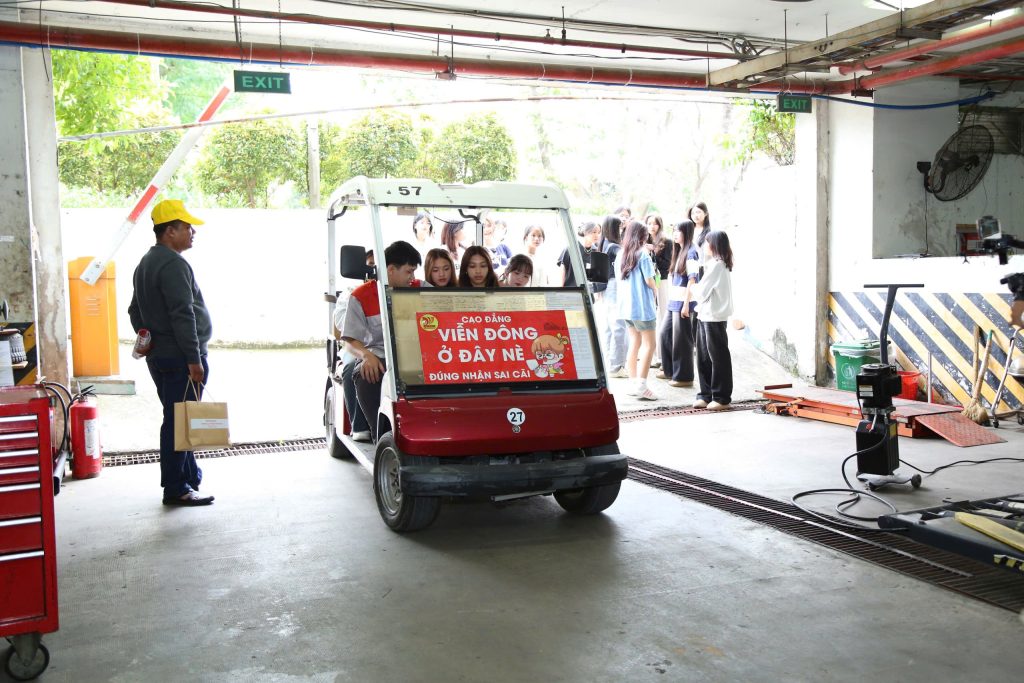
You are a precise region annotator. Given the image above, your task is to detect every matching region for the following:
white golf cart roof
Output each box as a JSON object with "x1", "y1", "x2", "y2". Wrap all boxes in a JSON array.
[{"x1": 327, "y1": 176, "x2": 571, "y2": 213}]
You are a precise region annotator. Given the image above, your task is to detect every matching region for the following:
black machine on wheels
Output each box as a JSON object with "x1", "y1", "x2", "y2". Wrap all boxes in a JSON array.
[{"x1": 854, "y1": 284, "x2": 923, "y2": 492}]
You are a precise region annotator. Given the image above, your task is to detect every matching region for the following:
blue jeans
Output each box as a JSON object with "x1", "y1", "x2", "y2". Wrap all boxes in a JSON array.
[
  {"x1": 147, "y1": 356, "x2": 208, "y2": 499},
  {"x1": 600, "y1": 279, "x2": 627, "y2": 369},
  {"x1": 341, "y1": 361, "x2": 369, "y2": 433}
]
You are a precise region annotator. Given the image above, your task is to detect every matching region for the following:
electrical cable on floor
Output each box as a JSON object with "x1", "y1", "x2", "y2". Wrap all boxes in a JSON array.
[
  {"x1": 790, "y1": 429, "x2": 907, "y2": 531},
  {"x1": 900, "y1": 456, "x2": 1024, "y2": 477},
  {"x1": 792, "y1": 425, "x2": 1024, "y2": 532}
]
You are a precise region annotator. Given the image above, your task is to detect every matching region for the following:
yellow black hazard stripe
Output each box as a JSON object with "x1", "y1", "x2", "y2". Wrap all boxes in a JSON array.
[
  {"x1": 8, "y1": 322, "x2": 38, "y2": 385},
  {"x1": 828, "y1": 291, "x2": 1022, "y2": 411}
]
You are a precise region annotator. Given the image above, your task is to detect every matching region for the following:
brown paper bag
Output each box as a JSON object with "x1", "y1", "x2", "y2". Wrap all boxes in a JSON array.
[{"x1": 174, "y1": 382, "x2": 230, "y2": 451}]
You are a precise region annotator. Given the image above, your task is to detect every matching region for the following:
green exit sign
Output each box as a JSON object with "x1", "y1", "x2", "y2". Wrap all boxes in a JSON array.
[
  {"x1": 777, "y1": 93, "x2": 812, "y2": 114},
  {"x1": 234, "y1": 71, "x2": 291, "y2": 94}
]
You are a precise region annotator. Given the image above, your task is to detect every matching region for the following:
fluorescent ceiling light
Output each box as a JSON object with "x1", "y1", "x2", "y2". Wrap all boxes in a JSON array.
[{"x1": 986, "y1": 8, "x2": 1019, "y2": 21}]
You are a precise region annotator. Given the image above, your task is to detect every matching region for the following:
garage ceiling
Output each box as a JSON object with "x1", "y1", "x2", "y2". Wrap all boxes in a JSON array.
[{"x1": 3, "y1": 0, "x2": 1024, "y2": 94}]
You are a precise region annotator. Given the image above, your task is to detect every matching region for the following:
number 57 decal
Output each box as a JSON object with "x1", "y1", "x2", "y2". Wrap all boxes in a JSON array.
[{"x1": 398, "y1": 186, "x2": 422, "y2": 196}]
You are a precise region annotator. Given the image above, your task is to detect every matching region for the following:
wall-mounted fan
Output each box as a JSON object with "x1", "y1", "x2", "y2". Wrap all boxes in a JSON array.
[{"x1": 924, "y1": 124, "x2": 993, "y2": 202}]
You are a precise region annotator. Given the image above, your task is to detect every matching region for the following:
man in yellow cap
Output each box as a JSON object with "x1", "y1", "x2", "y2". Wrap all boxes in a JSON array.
[{"x1": 128, "y1": 199, "x2": 215, "y2": 506}]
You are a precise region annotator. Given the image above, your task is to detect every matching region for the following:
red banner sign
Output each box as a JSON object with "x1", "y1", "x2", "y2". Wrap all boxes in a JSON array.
[{"x1": 417, "y1": 310, "x2": 578, "y2": 384}]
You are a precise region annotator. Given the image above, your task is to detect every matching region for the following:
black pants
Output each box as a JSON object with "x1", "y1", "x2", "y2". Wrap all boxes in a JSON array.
[
  {"x1": 659, "y1": 309, "x2": 696, "y2": 382},
  {"x1": 696, "y1": 320, "x2": 732, "y2": 404},
  {"x1": 353, "y1": 356, "x2": 387, "y2": 441},
  {"x1": 147, "y1": 355, "x2": 207, "y2": 499}
]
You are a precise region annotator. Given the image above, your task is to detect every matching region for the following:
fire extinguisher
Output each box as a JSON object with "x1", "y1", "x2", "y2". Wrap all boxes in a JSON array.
[{"x1": 70, "y1": 387, "x2": 102, "y2": 480}]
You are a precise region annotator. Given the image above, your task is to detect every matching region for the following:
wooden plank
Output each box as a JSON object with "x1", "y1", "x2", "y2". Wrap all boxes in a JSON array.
[
  {"x1": 956, "y1": 512, "x2": 1024, "y2": 552},
  {"x1": 707, "y1": 0, "x2": 987, "y2": 86}
]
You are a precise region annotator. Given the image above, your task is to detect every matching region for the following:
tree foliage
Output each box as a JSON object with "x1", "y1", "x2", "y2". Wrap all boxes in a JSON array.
[
  {"x1": 52, "y1": 52, "x2": 165, "y2": 146},
  {"x1": 194, "y1": 116, "x2": 304, "y2": 208},
  {"x1": 159, "y1": 59, "x2": 233, "y2": 123},
  {"x1": 720, "y1": 100, "x2": 795, "y2": 167},
  {"x1": 58, "y1": 103, "x2": 181, "y2": 197},
  {"x1": 335, "y1": 111, "x2": 418, "y2": 180},
  {"x1": 424, "y1": 113, "x2": 516, "y2": 183}
]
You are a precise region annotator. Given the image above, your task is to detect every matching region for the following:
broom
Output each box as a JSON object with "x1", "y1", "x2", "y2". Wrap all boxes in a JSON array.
[{"x1": 962, "y1": 330, "x2": 993, "y2": 424}]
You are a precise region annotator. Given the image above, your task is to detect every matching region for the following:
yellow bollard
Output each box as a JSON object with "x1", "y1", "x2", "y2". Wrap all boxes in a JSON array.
[{"x1": 68, "y1": 257, "x2": 119, "y2": 377}]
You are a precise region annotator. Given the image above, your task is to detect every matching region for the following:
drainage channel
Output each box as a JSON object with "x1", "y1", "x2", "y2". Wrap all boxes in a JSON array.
[
  {"x1": 628, "y1": 457, "x2": 1024, "y2": 613},
  {"x1": 102, "y1": 401, "x2": 765, "y2": 466}
]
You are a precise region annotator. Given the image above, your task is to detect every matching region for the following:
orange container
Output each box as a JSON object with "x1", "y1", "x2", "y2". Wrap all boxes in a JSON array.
[
  {"x1": 67, "y1": 257, "x2": 119, "y2": 377},
  {"x1": 897, "y1": 370, "x2": 920, "y2": 400}
]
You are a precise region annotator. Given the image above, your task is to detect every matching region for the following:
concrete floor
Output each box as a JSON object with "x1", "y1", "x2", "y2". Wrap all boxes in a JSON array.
[{"x1": 28, "y1": 410, "x2": 1024, "y2": 682}]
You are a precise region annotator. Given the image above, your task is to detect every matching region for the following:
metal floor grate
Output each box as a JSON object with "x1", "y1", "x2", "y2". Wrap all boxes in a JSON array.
[
  {"x1": 618, "y1": 399, "x2": 763, "y2": 422},
  {"x1": 103, "y1": 438, "x2": 327, "y2": 467},
  {"x1": 628, "y1": 458, "x2": 1024, "y2": 612}
]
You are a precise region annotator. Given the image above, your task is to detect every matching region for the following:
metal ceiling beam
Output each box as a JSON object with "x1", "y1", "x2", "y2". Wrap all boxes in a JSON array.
[{"x1": 706, "y1": 0, "x2": 990, "y2": 87}]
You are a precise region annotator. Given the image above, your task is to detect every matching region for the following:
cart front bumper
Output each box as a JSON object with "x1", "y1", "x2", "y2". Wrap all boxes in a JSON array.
[{"x1": 399, "y1": 453, "x2": 628, "y2": 497}]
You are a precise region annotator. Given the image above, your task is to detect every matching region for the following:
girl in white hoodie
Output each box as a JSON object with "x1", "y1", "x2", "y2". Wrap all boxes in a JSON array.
[{"x1": 694, "y1": 231, "x2": 734, "y2": 410}]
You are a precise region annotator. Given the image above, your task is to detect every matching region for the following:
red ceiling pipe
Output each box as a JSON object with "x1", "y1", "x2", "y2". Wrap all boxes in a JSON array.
[
  {"x1": 0, "y1": 20, "x2": 711, "y2": 86},
  {"x1": 836, "y1": 12, "x2": 1024, "y2": 74},
  {"x1": 101, "y1": 0, "x2": 741, "y2": 62},
  {"x1": 827, "y1": 33, "x2": 1024, "y2": 92},
  {"x1": 0, "y1": 21, "x2": 830, "y2": 93}
]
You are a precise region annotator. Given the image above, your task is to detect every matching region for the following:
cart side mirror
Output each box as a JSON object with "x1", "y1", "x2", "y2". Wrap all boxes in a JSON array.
[
  {"x1": 586, "y1": 251, "x2": 610, "y2": 284},
  {"x1": 340, "y1": 245, "x2": 376, "y2": 281}
]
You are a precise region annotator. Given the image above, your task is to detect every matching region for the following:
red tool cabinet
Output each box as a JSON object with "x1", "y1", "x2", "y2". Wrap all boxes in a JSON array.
[{"x1": 0, "y1": 386, "x2": 57, "y2": 680}]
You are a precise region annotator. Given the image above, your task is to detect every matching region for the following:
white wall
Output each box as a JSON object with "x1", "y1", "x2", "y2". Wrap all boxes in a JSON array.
[{"x1": 830, "y1": 79, "x2": 1024, "y2": 291}]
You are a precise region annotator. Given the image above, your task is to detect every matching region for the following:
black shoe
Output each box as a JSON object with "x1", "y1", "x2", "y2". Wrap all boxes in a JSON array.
[{"x1": 163, "y1": 491, "x2": 215, "y2": 506}]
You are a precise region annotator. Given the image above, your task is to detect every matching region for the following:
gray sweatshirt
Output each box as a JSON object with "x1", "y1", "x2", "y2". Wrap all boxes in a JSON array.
[{"x1": 128, "y1": 244, "x2": 212, "y2": 363}]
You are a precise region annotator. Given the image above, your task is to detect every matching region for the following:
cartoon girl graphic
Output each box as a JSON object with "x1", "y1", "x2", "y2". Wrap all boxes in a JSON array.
[{"x1": 527, "y1": 334, "x2": 569, "y2": 378}]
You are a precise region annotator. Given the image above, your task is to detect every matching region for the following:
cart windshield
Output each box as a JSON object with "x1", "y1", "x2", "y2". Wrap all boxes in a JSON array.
[{"x1": 389, "y1": 288, "x2": 601, "y2": 395}]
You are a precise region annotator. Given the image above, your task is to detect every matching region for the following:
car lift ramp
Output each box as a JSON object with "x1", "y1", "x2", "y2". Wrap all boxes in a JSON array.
[{"x1": 759, "y1": 384, "x2": 1005, "y2": 448}]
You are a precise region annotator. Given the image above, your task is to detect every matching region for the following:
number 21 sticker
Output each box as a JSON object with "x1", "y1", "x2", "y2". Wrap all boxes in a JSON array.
[{"x1": 506, "y1": 408, "x2": 526, "y2": 433}]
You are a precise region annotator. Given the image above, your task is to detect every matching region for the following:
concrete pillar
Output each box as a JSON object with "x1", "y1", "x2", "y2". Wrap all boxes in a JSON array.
[
  {"x1": 24, "y1": 49, "x2": 70, "y2": 387},
  {"x1": 0, "y1": 45, "x2": 40, "y2": 383},
  {"x1": 794, "y1": 99, "x2": 831, "y2": 384}
]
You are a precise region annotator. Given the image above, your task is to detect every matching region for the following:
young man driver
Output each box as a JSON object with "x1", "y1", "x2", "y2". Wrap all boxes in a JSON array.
[{"x1": 340, "y1": 240, "x2": 421, "y2": 442}]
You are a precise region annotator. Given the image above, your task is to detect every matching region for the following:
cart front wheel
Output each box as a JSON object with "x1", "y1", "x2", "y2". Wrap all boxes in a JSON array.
[
  {"x1": 5, "y1": 643, "x2": 49, "y2": 681},
  {"x1": 374, "y1": 432, "x2": 440, "y2": 532}
]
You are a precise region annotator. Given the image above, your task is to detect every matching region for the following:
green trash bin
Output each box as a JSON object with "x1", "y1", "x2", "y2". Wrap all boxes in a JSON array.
[{"x1": 831, "y1": 340, "x2": 891, "y2": 391}]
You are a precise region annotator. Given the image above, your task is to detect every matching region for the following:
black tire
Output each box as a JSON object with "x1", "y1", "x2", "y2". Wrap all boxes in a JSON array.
[
  {"x1": 555, "y1": 481, "x2": 621, "y2": 515},
  {"x1": 374, "y1": 432, "x2": 440, "y2": 532},
  {"x1": 5, "y1": 643, "x2": 49, "y2": 681},
  {"x1": 324, "y1": 382, "x2": 350, "y2": 460}
]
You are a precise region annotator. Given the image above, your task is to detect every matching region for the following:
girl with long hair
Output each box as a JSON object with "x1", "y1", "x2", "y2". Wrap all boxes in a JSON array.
[
  {"x1": 500, "y1": 254, "x2": 533, "y2": 287},
  {"x1": 616, "y1": 220, "x2": 659, "y2": 401},
  {"x1": 458, "y1": 245, "x2": 499, "y2": 287},
  {"x1": 558, "y1": 221, "x2": 603, "y2": 288},
  {"x1": 688, "y1": 201, "x2": 712, "y2": 279},
  {"x1": 694, "y1": 230, "x2": 734, "y2": 410},
  {"x1": 522, "y1": 225, "x2": 552, "y2": 285},
  {"x1": 596, "y1": 215, "x2": 627, "y2": 376},
  {"x1": 441, "y1": 220, "x2": 468, "y2": 266},
  {"x1": 645, "y1": 213, "x2": 671, "y2": 366},
  {"x1": 423, "y1": 248, "x2": 457, "y2": 288},
  {"x1": 658, "y1": 221, "x2": 699, "y2": 386}
]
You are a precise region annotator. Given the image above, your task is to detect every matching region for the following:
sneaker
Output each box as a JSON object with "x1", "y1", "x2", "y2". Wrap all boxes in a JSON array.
[
  {"x1": 692, "y1": 399, "x2": 708, "y2": 409},
  {"x1": 651, "y1": 361, "x2": 662, "y2": 369},
  {"x1": 669, "y1": 380, "x2": 694, "y2": 388},
  {"x1": 351, "y1": 430, "x2": 372, "y2": 443},
  {"x1": 609, "y1": 366, "x2": 628, "y2": 378},
  {"x1": 707, "y1": 401, "x2": 730, "y2": 411},
  {"x1": 655, "y1": 372, "x2": 668, "y2": 380},
  {"x1": 637, "y1": 386, "x2": 659, "y2": 401}
]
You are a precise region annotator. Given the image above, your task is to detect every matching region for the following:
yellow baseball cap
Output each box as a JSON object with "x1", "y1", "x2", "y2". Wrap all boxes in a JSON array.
[{"x1": 151, "y1": 199, "x2": 205, "y2": 226}]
